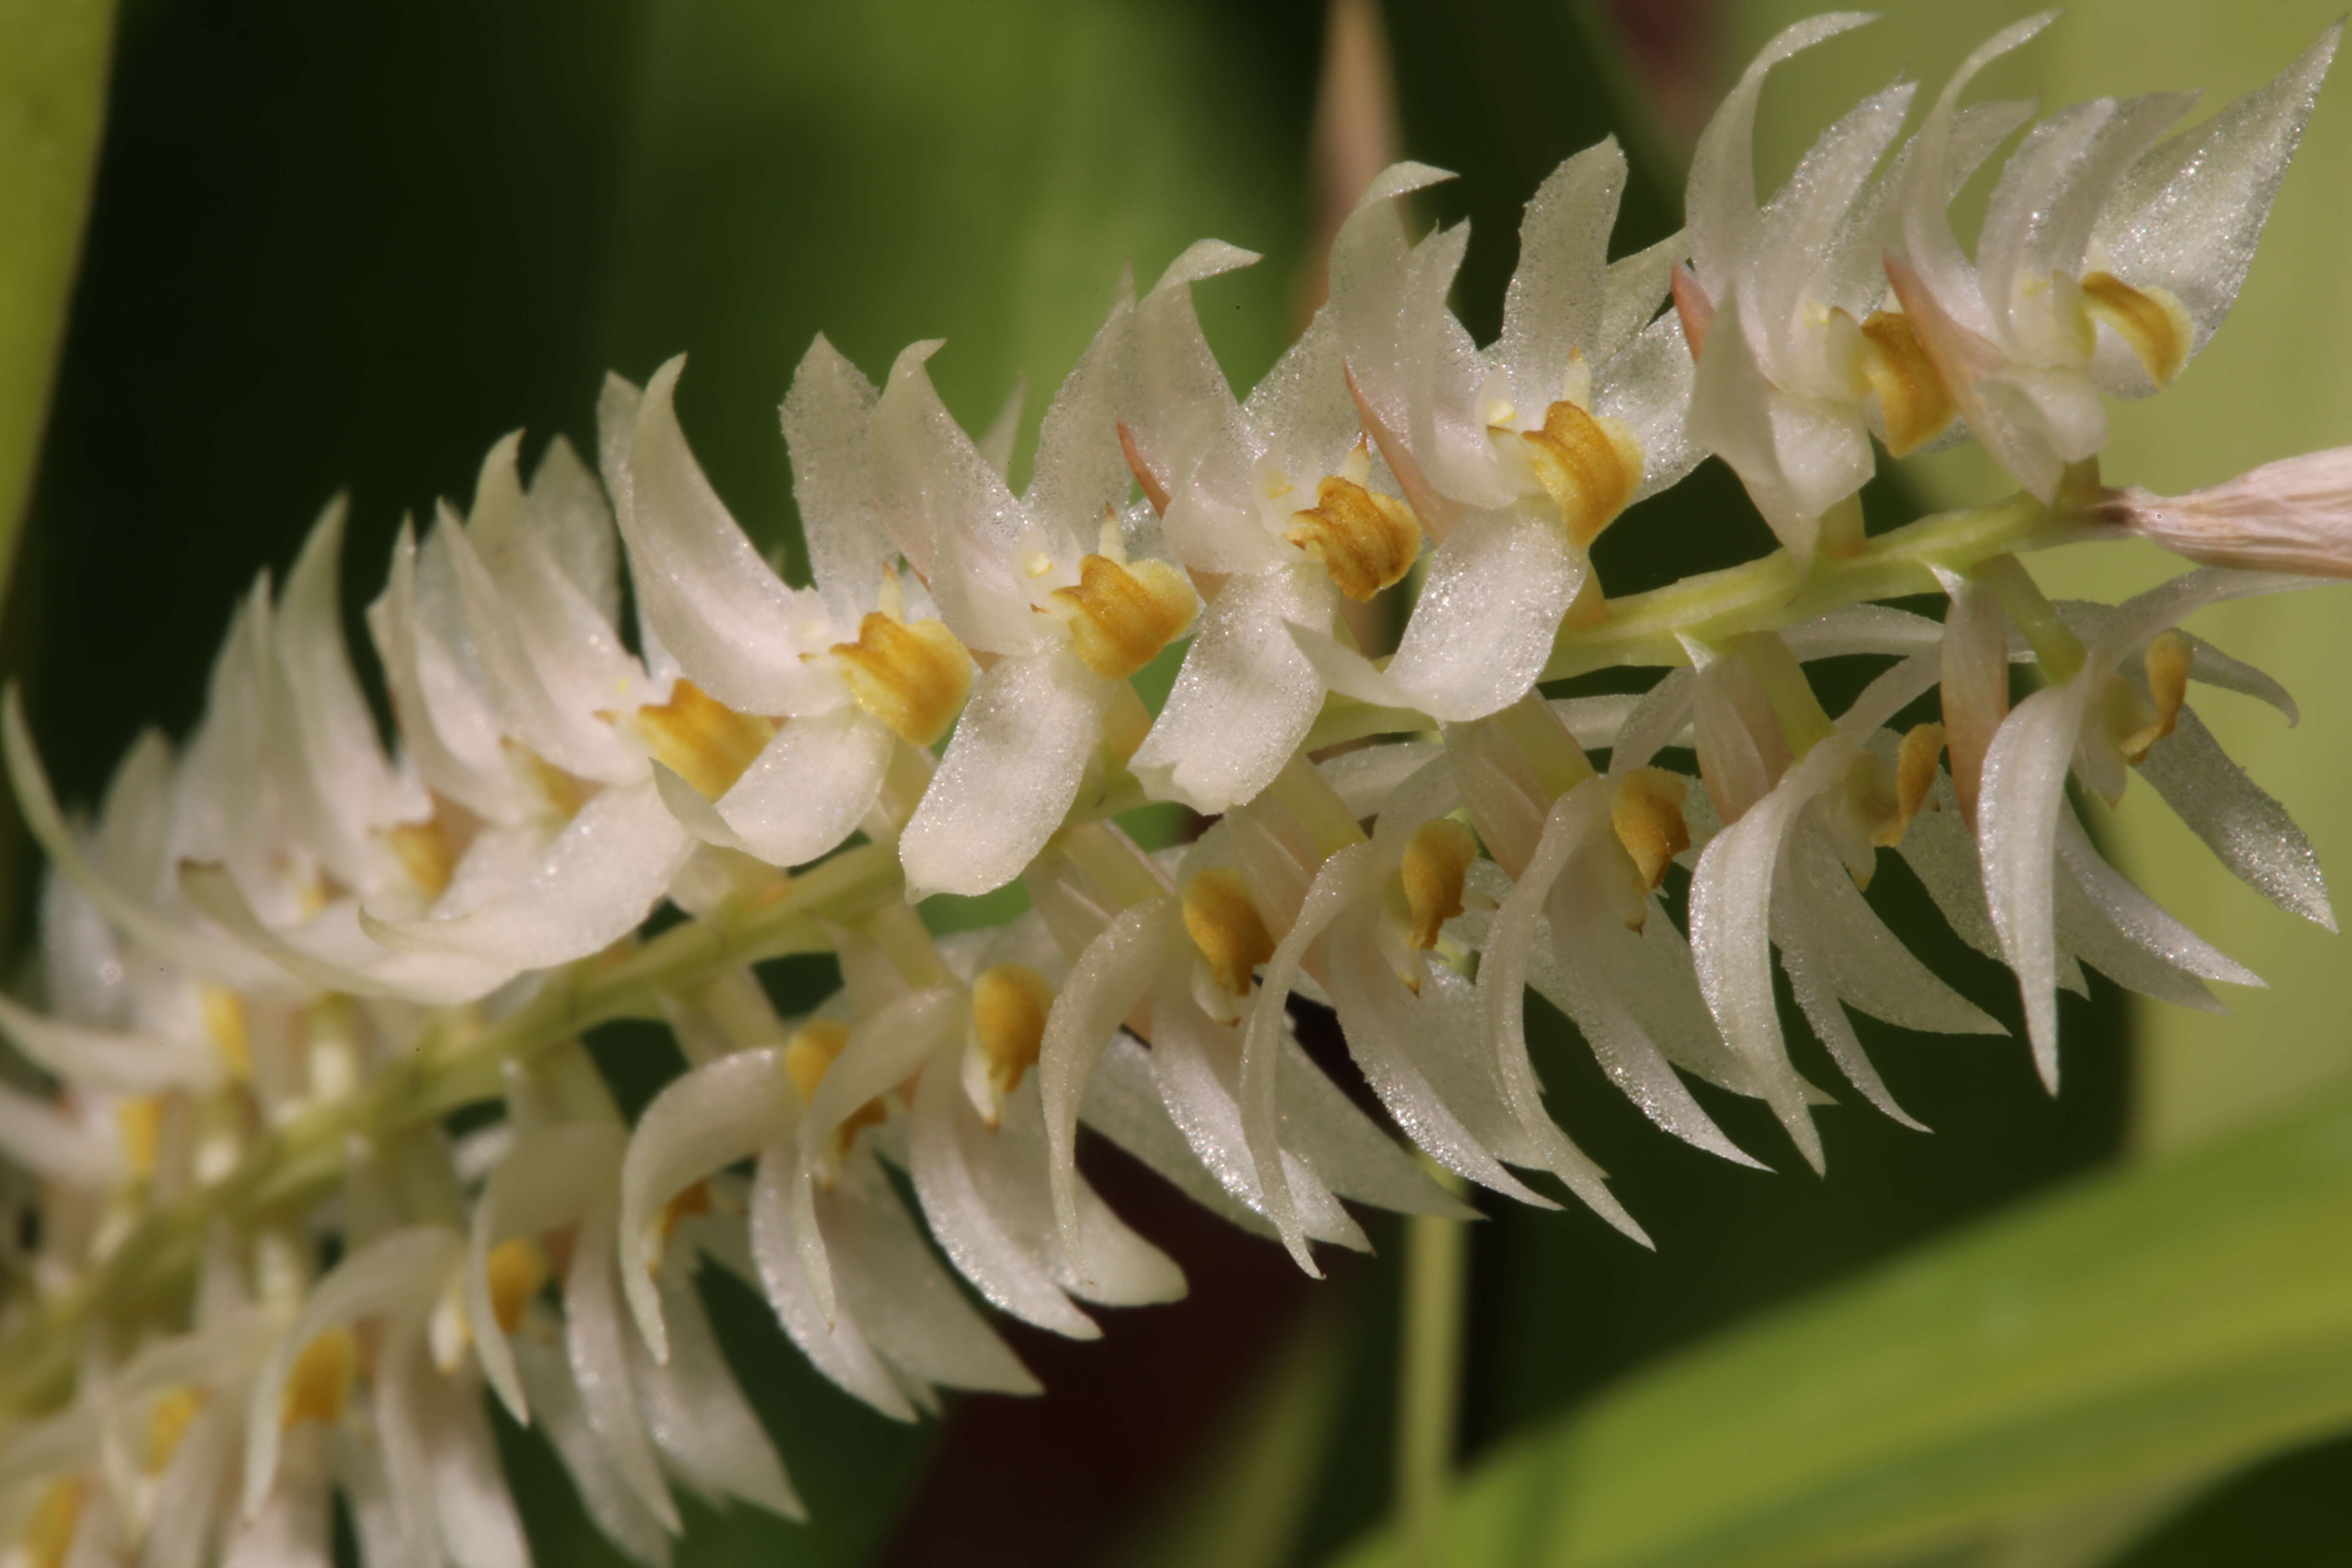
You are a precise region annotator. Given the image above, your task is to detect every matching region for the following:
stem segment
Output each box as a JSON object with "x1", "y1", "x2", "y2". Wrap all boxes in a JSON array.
[{"x1": 1398, "y1": 1163, "x2": 1470, "y2": 1568}]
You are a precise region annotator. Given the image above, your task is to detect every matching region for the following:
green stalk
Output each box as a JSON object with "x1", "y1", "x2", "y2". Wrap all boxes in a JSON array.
[{"x1": 1398, "y1": 1164, "x2": 1471, "y2": 1568}]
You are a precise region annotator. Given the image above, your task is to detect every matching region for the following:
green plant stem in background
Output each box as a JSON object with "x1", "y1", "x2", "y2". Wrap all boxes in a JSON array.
[
  {"x1": 0, "y1": 0, "x2": 115, "y2": 609},
  {"x1": 1398, "y1": 1163, "x2": 1471, "y2": 1568}
]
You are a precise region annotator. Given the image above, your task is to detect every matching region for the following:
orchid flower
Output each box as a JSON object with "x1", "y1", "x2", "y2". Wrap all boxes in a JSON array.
[{"x1": 1892, "y1": 15, "x2": 2340, "y2": 500}]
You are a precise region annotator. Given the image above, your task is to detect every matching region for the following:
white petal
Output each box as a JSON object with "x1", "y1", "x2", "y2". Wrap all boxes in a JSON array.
[
  {"x1": 1132, "y1": 566, "x2": 1333, "y2": 814},
  {"x1": 1687, "y1": 12, "x2": 1877, "y2": 292},
  {"x1": 781, "y1": 337, "x2": 893, "y2": 625},
  {"x1": 631, "y1": 1269, "x2": 804, "y2": 1520},
  {"x1": 420, "y1": 1366, "x2": 532, "y2": 1568},
  {"x1": 1041, "y1": 898, "x2": 1178, "y2": 1260},
  {"x1": 243, "y1": 1226, "x2": 461, "y2": 1518},
  {"x1": 361, "y1": 780, "x2": 692, "y2": 970},
  {"x1": 1773, "y1": 901, "x2": 1929, "y2": 1133},
  {"x1": 1976, "y1": 679, "x2": 2094, "y2": 1089},
  {"x1": 1327, "y1": 925, "x2": 1555, "y2": 1202},
  {"x1": 367, "y1": 524, "x2": 530, "y2": 823},
  {"x1": 909, "y1": 1029, "x2": 1100, "y2": 1337},
  {"x1": 564, "y1": 1185, "x2": 683, "y2": 1532},
  {"x1": 1239, "y1": 846, "x2": 1372, "y2": 1271},
  {"x1": 514, "y1": 1336, "x2": 678, "y2": 1566},
  {"x1": 1475, "y1": 782, "x2": 1663, "y2": 1231},
  {"x1": 707, "y1": 706, "x2": 894, "y2": 868},
  {"x1": 790, "y1": 988, "x2": 961, "y2": 1321},
  {"x1": 2053, "y1": 808, "x2": 2260, "y2": 988},
  {"x1": 2138, "y1": 708, "x2": 2333, "y2": 929},
  {"x1": 2090, "y1": 23, "x2": 2340, "y2": 357},
  {"x1": 1385, "y1": 508, "x2": 1581, "y2": 722},
  {"x1": 1689, "y1": 740, "x2": 1860, "y2": 1167},
  {"x1": 1078, "y1": 1034, "x2": 1279, "y2": 1237},
  {"x1": 1148, "y1": 986, "x2": 1366, "y2": 1251},
  {"x1": 1525, "y1": 900, "x2": 1767, "y2": 1167},
  {"x1": 620, "y1": 1046, "x2": 794, "y2": 1350},
  {"x1": 1904, "y1": 13, "x2": 2060, "y2": 332},
  {"x1": 0, "y1": 1081, "x2": 118, "y2": 1187},
  {"x1": 1785, "y1": 824, "x2": 2004, "y2": 1035},
  {"x1": 0, "y1": 991, "x2": 214, "y2": 1095},
  {"x1": 1028, "y1": 273, "x2": 1141, "y2": 539},
  {"x1": 1499, "y1": 141, "x2": 1622, "y2": 412},
  {"x1": 747, "y1": 1139, "x2": 918, "y2": 1420},
  {"x1": 180, "y1": 867, "x2": 513, "y2": 1006},
  {"x1": 899, "y1": 650, "x2": 1112, "y2": 900},
  {"x1": 468, "y1": 1122, "x2": 624, "y2": 1421}
]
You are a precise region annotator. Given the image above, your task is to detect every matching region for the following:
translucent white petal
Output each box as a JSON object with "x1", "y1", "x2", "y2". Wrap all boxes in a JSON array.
[
  {"x1": 708, "y1": 706, "x2": 894, "y2": 869},
  {"x1": 899, "y1": 650, "x2": 1112, "y2": 900},
  {"x1": 1475, "y1": 781, "x2": 1663, "y2": 1231},
  {"x1": 181, "y1": 866, "x2": 513, "y2": 1006},
  {"x1": 631, "y1": 1268, "x2": 804, "y2": 1520},
  {"x1": 1755, "y1": 82, "x2": 1916, "y2": 372},
  {"x1": 1148, "y1": 986, "x2": 1366, "y2": 1251},
  {"x1": 1525, "y1": 898, "x2": 1767, "y2": 1167},
  {"x1": 2054, "y1": 808, "x2": 2260, "y2": 988},
  {"x1": 1976, "y1": 678, "x2": 2093, "y2": 1089},
  {"x1": 2091, "y1": 24, "x2": 2340, "y2": 356},
  {"x1": 805, "y1": 1147, "x2": 1039, "y2": 1397},
  {"x1": 419, "y1": 1364, "x2": 532, "y2": 1568},
  {"x1": 1687, "y1": 292, "x2": 1816, "y2": 557},
  {"x1": 468, "y1": 1121, "x2": 624, "y2": 1421},
  {"x1": 564, "y1": 1185, "x2": 683, "y2": 1532},
  {"x1": 1773, "y1": 903, "x2": 1929, "y2": 1132},
  {"x1": 1499, "y1": 141, "x2": 1622, "y2": 412},
  {"x1": 781, "y1": 335, "x2": 892, "y2": 625},
  {"x1": 1078, "y1": 1033, "x2": 1279, "y2": 1238},
  {"x1": 0, "y1": 991, "x2": 213, "y2": 1095},
  {"x1": 1689, "y1": 739, "x2": 1859, "y2": 1167},
  {"x1": 1687, "y1": 12, "x2": 1877, "y2": 293},
  {"x1": 1385, "y1": 508, "x2": 1581, "y2": 722},
  {"x1": 871, "y1": 341, "x2": 1039, "y2": 650},
  {"x1": 1131, "y1": 564, "x2": 1333, "y2": 813},
  {"x1": 367, "y1": 524, "x2": 530, "y2": 823},
  {"x1": 747, "y1": 1139, "x2": 918, "y2": 1420},
  {"x1": 1785, "y1": 825, "x2": 2004, "y2": 1035},
  {"x1": 1324, "y1": 925, "x2": 1556, "y2": 1204},
  {"x1": 1041, "y1": 897, "x2": 1178, "y2": 1259},
  {"x1": 790, "y1": 987, "x2": 960, "y2": 1321},
  {"x1": 0, "y1": 1081, "x2": 118, "y2": 1187},
  {"x1": 1594, "y1": 312, "x2": 1701, "y2": 501},
  {"x1": 909, "y1": 1028, "x2": 1100, "y2": 1338},
  {"x1": 1904, "y1": 13, "x2": 2060, "y2": 332},
  {"x1": 514, "y1": 1336, "x2": 678, "y2": 1566},
  {"x1": 619, "y1": 1045, "x2": 793, "y2": 1352},
  {"x1": 998, "y1": 1077, "x2": 1182, "y2": 1305},
  {"x1": 1239, "y1": 845, "x2": 1373, "y2": 1271},
  {"x1": 243, "y1": 1226, "x2": 460, "y2": 1518},
  {"x1": 362, "y1": 780, "x2": 692, "y2": 970},
  {"x1": 2138, "y1": 708, "x2": 2333, "y2": 929},
  {"x1": 1028, "y1": 272, "x2": 1141, "y2": 540}
]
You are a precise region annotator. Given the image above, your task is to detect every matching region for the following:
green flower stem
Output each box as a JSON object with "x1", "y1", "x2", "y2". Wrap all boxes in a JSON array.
[{"x1": 1398, "y1": 1164, "x2": 1472, "y2": 1568}]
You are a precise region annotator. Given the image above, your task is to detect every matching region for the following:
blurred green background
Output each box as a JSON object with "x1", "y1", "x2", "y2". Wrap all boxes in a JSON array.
[{"x1": 5, "y1": 0, "x2": 2352, "y2": 1564}]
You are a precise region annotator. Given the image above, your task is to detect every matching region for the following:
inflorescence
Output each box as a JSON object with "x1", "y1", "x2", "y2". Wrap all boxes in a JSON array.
[{"x1": 1, "y1": 12, "x2": 2348, "y2": 1564}]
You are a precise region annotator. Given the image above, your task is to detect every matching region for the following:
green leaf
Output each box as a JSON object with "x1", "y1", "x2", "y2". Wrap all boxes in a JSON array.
[
  {"x1": 0, "y1": 0, "x2": 114, "y2": 609},
  {"x1": 1327, "y1": 1078, "x2": 2352, "y2": 1568}
]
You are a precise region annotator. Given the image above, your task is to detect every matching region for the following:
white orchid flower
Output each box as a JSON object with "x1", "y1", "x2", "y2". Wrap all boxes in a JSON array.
[
  {"x1": 1684, "y1": 633, "x2": 2003, "y2": 1167},
  {"x1": 605, "y1": 355, "x2": 973, "y2": 874},
  {"x1": 1324, "y1": 148, "x2": 1694, "y2": 724},
  {"x1": 1892, "y1": 15, "x2": 2340, "y2": 500},
  {"x1": 1680, "y1": 15, "x2": 2035, "y2": 558},
  {"x1": 869, "y1": 299, "x2": 1203, "y2": 899}
]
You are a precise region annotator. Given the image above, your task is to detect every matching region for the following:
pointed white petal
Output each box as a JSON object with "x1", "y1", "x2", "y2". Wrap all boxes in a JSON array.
[
  {"x1": 0, "y1": 991, "x2": 214, "y2": 1095},
  {"x1": 1041, "y1": 897, "x2": 1177, "y2": 1259},
  {"x1": 620, "y1": 1046, "x2": 794, "y2": 1351},
  {"x1": 1078, "y1": 1033, "x2": 1279, "y2": 1237},
  {"x1": 1977, "y1": 679, "x2": 2095, "y2": 1089},
  {"x1": 362, "y1": 780, "x2": 692, "y2": 970},
  {"x1": 899, "y1": 651, "x2": 1112, "y2": 900},
  {"x1": 708, "y1": 707, "x2": 894, "y2": 869},
  {"x1": 781, "y1": 336, "x2": 895, "y2": 624},
  {"x1": 468, "y1": 1121, "x2": 624, "y2": 1421},
  {"x1": 515, "y1": 1336, "x2": 679, "y2": 1566},
  {"x1": 1385, "y1": 508, "x2": 1581, "y2": 721},
  {"x1": 746, "y1": 1139, "x2": 918, "y2": 1420},
  {"x1": 1786, "y1": 825, "x2": 2004, "y2": 1035},
  {"x1": 1499, "y1": 141, "x2": 1624, "y2": 411},
  {"x1": 631, "y1": 1269, "x2": 804, "y2": 1520},
  {"x1": 0, "y1": 1081, "x2": 118, "y2": 1187},
  {"x1": 2092, "y1": 23, "x2": 2341, "y2": 355},
  {"x1": 1132, "y1": 566, "x2": 1333, "y2": 814},
  {"x1": 2138, "y1": 708, "x2": 2332, "y2": 929}
]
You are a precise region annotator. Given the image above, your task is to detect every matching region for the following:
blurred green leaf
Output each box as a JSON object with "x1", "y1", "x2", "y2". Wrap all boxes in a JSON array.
[
  {"x1": 0, "y1": 0, "x2": 113, "y2": 609},
  {"x1": 1327, "y1": 1076, "x2": 2352, "y2": 1568}
]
